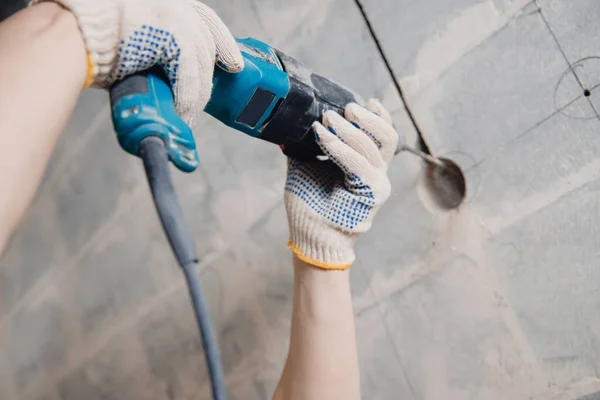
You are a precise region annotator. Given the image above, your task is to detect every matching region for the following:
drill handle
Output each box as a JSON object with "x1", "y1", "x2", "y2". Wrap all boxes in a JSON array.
[{"x1": 110, "y1": 68, "x2": 200, "y2": 173}]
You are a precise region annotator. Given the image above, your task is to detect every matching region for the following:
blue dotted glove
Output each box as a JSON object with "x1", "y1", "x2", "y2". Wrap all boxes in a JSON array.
[
  {"x1": 285, "y1": 100, "x2": 402, "y2": 270},
  {"x1": 30, "y1": 0, "x2": 243, "y2": 126}
]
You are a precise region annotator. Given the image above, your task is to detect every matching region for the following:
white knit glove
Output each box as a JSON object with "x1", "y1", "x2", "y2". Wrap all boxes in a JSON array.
[
  {"x1": 30, "y1": 0, "x2": 243, "y2": 126},
  {"x1": 285, "y1": 100, "x2": 401, "y2": 270}
]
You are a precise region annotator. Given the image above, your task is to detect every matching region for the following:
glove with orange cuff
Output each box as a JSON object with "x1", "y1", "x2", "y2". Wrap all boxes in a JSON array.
[{"x1": 285, "y1": 100, "x2": 402, "y2": 270}]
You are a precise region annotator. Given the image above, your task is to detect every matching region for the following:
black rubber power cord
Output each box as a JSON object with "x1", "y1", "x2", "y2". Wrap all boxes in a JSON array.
[{"x1": 139, "y1": 137, "x2": 227, "y2": 400}]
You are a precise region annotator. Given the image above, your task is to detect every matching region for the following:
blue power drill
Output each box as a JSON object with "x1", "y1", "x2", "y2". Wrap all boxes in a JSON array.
[{"x1": 110, "y1": 37, "x2": 363, "y2": 172}]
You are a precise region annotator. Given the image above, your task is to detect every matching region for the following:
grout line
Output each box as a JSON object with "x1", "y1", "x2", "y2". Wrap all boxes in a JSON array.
[{"x1": 352, "y1": 0, "x2": 431, "y2": 154}]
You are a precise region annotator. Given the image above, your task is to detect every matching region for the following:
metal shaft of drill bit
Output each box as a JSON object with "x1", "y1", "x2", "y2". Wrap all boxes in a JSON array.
[{"x1": 399, "y1": 145, "x2": 445, "y2": 167}]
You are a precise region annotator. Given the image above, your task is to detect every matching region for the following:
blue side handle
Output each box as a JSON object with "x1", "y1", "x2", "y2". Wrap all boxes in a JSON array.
[
  {"x1": 111, "y1": 37, "x2": 290, "y2": 171},
  {"x1": 110, "y1": 68, "x2": 200, "y2": 173}
]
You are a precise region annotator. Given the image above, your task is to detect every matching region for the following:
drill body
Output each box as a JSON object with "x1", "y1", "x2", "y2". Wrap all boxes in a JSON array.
[
  {"x1": 111, "y1": 37, "x2": 363, "y2": 169},
  {"x1": 207, "y1": 38, "x2": 362, "y2": 160}
]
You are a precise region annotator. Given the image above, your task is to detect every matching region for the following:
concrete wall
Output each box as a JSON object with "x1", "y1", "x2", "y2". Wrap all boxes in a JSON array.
[{"x1": 2, "y1": 0, "x2": 600, "y2": 399}]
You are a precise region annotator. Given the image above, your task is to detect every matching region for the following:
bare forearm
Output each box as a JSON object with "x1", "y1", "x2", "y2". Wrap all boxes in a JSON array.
[
  {"x1": 0, "y1": 3, "x2": 87, "y2": 252},
  {"x1": 274, "y1": 257, "x2": 360, "y2": 400}
]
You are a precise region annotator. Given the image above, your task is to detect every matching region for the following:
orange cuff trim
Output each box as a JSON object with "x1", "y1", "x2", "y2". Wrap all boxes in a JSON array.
[
  {"x1": 83, "y1": 53, "x2": 95, "y2": 89},
  {"x1": 288, "y1": 242, "x2": 352, "y2": 271}
]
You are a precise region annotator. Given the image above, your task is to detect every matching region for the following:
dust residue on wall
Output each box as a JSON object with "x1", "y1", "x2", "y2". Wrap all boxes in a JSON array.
[{"x1": 401, "y1": 0, "x2": 528, "y2": 97}]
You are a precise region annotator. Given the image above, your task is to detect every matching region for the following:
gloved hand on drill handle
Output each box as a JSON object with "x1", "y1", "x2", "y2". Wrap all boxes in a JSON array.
[
  {"x1": 285, "y1": 100, "x2": 401, "y2": 270},
  {"x1": 29, "y1": 0, "x2": 243, "y2": 126}
]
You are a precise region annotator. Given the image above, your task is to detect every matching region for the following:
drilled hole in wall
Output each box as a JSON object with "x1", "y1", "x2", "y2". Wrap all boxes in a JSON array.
[{"x1": 422, "y1": 158, "x2": 467, "y2": 210}]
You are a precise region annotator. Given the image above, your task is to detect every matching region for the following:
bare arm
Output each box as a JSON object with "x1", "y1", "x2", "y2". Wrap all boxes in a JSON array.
[
  {"x1": 273, "y1": 257, "x2": 360, "y2": 400},
  {"x1": 0, "y1": 3, "x2": 87, "y2": 252},
  {"x1": 275, "y1": 98, "x2": 399, "y2": 399}
]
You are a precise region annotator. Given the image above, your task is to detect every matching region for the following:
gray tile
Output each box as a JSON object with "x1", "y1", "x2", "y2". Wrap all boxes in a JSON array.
[
  {"x1": 136, "y1": 289, "x2": 210, "y2": 399},
  {"x1": 51, "y1": 117, "x2": 141, "y2": 255},
  {"x1": 350, "y1": 152, "x2": 441, "y2": 305},
  {"x1": 259, "y1": 270, "x2": 294, "y2": 330},
  {"x1": 382, "y1": 254, "x2": 544, "y2": 399},
  {"x1": 137, "y1": 250, "x2": 280, "y2": 398},
  {"x1": 45, "y1": 90, "x2": 108, "y2": 180},
  {"x1": 27, "y1": 390, "x2": 62, "y2": 400},
  {"x1": 228, "y1": 369, "x2": 281, "y2": 400},
  {"x1": 7, "y1": 295, "x2": 70, "y2": 396},
  {"x1": 0, "y1": 206, "x2": 65, "y2": 314},
  {"x1": 192, "y1": 114, "x2": 283, "y2": 195},
  {"x1": 166, "y1": 163, "x2": 223, "y2": 261},
  {"x1": 0, "y1": 348, "x2": 16, "y2": 400},
  {"x1": 63, "y1": 213, "x2": 161, "y2": 337},
  {"x1": 200, "y1": 250, "x2": 290, "y2": 371},
  {"x1": 187, "y1": 114, "x2": 287, "y2": 243},
  {"x1": 468, "y1": 101, "x2": 600, "y2": 223},
  {"x1": 354, "y1": 186, "x2": 437, "y2": 289},
  {"x1": 489, "y1": 177, "x2": 600, "y2": 384},
  {"x1": 578, "y1": 392, "x2": 600, "y2": 400},
  {"x1": 219, "y1": 307, "x2": 262, "y2": 375},
  {"x1": 356, "y1": 305, "x2": 416, "y2": 400},
  {"x1": 58, "y1": 331, "x2": 162, "y2": 400},
  {"x1": 59, "y1": 366, "x2": 116, "y2": 400},
  {"x1": 202, "y1": 0, "x2": 272, "y2": 40},
  {"x1": 247, "y1": 204, "x2": 295, "y2": 329}
]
